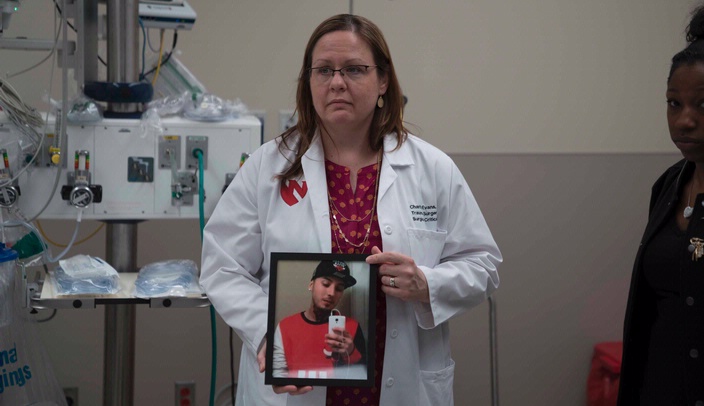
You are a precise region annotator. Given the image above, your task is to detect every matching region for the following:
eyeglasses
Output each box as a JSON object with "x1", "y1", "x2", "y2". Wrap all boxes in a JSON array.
[{"x1": 308, "y1": 65, "x2": 378, "y2": 83}]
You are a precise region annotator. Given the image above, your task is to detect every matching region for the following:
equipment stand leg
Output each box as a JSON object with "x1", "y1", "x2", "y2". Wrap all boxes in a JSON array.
[{"x1": 103, "y1": 221, "x2": 138, "y2": 406}]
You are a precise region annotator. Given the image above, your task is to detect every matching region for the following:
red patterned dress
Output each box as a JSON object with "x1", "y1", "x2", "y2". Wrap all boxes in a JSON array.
[{"x1": 325, "y1": 159, "x2": 386, "y2": 406}]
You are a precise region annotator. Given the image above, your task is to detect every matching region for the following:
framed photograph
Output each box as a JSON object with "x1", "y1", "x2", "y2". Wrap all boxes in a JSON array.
[{"x1": 265, "y1": 252, "x2": 377, "y2": 387}]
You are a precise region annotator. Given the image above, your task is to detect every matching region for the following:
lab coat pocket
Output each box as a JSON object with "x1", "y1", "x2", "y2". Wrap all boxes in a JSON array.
[
  {"x1": 419, "y1": 359, "x2": 455, "y2": 405},
  {"x1": 407, "y1": 228, "x2": 447, "y2": 268}
]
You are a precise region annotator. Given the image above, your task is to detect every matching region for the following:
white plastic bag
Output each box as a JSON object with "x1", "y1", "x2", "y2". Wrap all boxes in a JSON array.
[{"x1": 0, "y1": 245, "x2": 67, "y2": 405}]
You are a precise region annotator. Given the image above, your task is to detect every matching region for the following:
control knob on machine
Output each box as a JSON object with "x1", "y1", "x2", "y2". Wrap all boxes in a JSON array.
[
  {"x1": 0, "y1": 149, "x2": 20, "y2": 207},
  {"x1": 0, "y1": 185, "x2": 19, "y2": 208},
  {"x1": 69, "y1": 185, "x2": 94, "y2": 208},
  {"x1": 60, "y1": 150, "x2": 102, "y2": 208}
]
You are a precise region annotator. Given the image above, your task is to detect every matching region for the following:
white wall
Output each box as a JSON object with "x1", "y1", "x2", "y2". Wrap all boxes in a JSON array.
[
  {"x1": 3, "y1": 0, "x2": 697, "y2": 153},
  {"x1": 1, "y1": 1, "x2": 699, "y2": 405}
]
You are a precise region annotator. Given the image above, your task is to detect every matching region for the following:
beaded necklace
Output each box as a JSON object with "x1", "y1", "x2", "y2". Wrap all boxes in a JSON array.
[{"x1": 328, "y1": 152, "x2": 382, "y2": 254}]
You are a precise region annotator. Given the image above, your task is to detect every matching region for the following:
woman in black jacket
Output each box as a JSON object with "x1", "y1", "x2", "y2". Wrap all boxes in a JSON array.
[{"x1": 619, "y1": 5, "x2": 704, "y2": 405}]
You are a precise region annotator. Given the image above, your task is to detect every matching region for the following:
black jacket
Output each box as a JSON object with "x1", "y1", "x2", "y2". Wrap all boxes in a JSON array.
[{"x1": 618, "y1": 159, "x2": 704, "y2": 405}]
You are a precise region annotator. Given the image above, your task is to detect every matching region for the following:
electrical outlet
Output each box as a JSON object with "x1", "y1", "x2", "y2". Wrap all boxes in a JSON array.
[
  {"x1": 63, "y1": 387, "x2": 78, "y2": 406},
  {"x1": 279, "y1": 109, "x2": 298, "y2": 133},
  {"x1": 175, "y1": 381, "x2": 195, "y2": 406}
]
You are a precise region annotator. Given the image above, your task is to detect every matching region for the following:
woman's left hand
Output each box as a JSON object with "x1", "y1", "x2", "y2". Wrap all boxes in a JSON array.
[{"x1": 366, "y1": 246, "x2": 430, "y2": 303}]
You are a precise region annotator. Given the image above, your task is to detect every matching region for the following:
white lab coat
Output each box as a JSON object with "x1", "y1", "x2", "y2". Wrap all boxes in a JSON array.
[{"x1": 200, "y1": 132, "x2": 501, "y2": 406}]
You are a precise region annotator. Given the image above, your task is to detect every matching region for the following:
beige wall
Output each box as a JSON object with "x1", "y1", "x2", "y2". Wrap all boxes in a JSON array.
[
  {"x1": 2, "y1": 1, "x2": 698, "y2": 405},
  {"x1": 4, "y1": 0, "x2": 697, "y2": 153},
  {"x1": 31, "y1": 153, "x2": 681, "y2": 406}
]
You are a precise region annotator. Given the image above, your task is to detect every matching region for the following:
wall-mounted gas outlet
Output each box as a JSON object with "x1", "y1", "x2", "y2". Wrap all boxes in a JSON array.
[
  {"x1": 158, "y1": 135, "x2": 181, "y2": 169},
  {"x1": 37, "y1": 132, "x2": 67, "y2": 168},
  {"x1": 175, "y1": 381, "x2": 195, "y2": 406},
  {"x1": 186, "y1": 135, "x2": 208, "y2": 170},
  {"x1": 172, "y1": 171, "x2": 197, "y2": 206}
]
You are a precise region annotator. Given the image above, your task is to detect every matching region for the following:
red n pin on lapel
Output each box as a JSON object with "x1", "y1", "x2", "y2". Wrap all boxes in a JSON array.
[{"x1": 280, "y1": 180, "x2": 308, "y2": 206}]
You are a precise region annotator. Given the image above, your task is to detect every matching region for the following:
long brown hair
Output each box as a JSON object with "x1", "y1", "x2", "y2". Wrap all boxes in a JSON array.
[{"x1": 277, "y1": 14, "x2": 407, "y2": 180}]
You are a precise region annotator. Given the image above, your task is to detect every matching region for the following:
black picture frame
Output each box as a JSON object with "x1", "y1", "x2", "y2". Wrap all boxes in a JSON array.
[{"x1": 265, "y1": 252, "x2": 377, "y2": 387}]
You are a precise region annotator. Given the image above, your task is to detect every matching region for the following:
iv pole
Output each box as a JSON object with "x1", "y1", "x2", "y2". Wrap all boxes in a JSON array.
[
  {"x1": 101, "y1": 1, "x2": 141, "y2": 404},
  {"x1": 70, "y1": 1, "x2": 142, "y2": 404},
  {"x1": 103, "y1": 222, "x2": 138, "y2": 406}
]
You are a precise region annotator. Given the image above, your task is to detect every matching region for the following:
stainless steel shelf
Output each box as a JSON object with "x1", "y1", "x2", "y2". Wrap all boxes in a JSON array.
[{"x1": 30, "y1": 272, "x2": 210, "y2": 309}]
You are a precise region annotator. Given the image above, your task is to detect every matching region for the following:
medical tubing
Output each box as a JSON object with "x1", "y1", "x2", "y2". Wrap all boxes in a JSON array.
[
  {"x1": 28, "y1": 1, "x2": 67, "y2": 222},
  {"x1": 60, "y1": 0, "x2": 69, "y2": 173},
  {"x1": 169, "y1": 152, "x2": 179, "y2": 196},
  {"x1": 0, "y1": 78, "x2": 44, "y2": 139},
  {"x1": 143, "y1": 32, "x2": 178, "y2": 78},
  {"x1": 2, "y1": 35, "x2": 57, "y2": 188},
  {"x1": 196, "y1": 149, "x2": 217, "y2": 406},
  {"x1": 1, "y1": 220, "x2": 47, "y2": 259},
  {"x1": 196, "y1": 149, "x2": 205, "y2": 241},
  {"x1": 146, "y1": 24, "x2": 160, "y2": 53},
  {"x1": 0, "y1": 77, "x2": 45, "y2": 185},
  {"x1": 139, "y1": 18, "x2": 146, "y2": 78},
  {"x1": 1, "y1": 209, "x2": 81, "y2": 264},
  {"x1": 6, "y1": 5, "x2": 61, "y2": 79},
  {"x1": 152, "y1": 29, "x2": 166, "y2": 86},
  {"x1": 27, "y1": 162, "x2": 62, "y2": 223},
  {"x1": 53, "y1": 0, "x2": 76, "y2": 32},
  {"x1": 28, "y1": 81, "x2": 64, "y2": 222},
  {"x1": 36, "y1": 219, "x2": 104, "y2": 247},
  {"x1": 43, "y1": 209, "x2": 82, "y2": 263}
]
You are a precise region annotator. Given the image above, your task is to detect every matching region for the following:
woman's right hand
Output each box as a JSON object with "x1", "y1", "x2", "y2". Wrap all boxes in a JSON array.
[
  {"x1": 259, "y1": 339, "x2": 314, "y2": 395},
  {"x1": 273, "y1": 385, "x2": 314, "y2": 395},
  {"x1": 258, "y1": 339, "x2": 267, "y2": 373}
]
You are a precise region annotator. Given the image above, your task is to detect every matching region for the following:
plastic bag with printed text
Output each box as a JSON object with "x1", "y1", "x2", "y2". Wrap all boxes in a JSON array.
[{"x1": 0, "y1": 243, "x2": 67, "y2": 405}]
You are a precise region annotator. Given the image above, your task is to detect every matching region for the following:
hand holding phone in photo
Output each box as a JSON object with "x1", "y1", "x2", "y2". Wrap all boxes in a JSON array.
[{"x1": 324, "y1": 310, "x2": 346, "y2": 357}]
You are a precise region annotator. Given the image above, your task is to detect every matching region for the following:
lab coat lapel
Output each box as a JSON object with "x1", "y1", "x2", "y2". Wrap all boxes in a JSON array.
[
  {"x1": 378, "y1": 134, "x2": 414, "y2": 202},
  {"x1": 301, "y1": 135, "x2": 332, "y2": 253}
]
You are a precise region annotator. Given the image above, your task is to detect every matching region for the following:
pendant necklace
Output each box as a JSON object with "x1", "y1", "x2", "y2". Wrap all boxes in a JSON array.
[
  {"x1": 328, "y1": 173, "x2": 377, "y2": 223},
  {"x1": 685, "y1": 178, "x2": 695, "y2": 219},
  {"x1": 328, "y1": 152, "x2": 382, "y2": 253}
]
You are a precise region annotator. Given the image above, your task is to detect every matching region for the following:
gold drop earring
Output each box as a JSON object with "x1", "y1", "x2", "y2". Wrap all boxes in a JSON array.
[{"x1": 377, "y1": 95, "x2": 384, "y2": 108}]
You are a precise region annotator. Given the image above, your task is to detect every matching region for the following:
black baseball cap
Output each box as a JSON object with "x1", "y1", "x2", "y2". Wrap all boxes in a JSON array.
[{"x1": 311, "y1": 260, "x2": 357, "y2": 289}]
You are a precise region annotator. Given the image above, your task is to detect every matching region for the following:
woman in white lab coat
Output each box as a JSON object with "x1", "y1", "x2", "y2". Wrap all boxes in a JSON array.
[{"x1": 200, "y1": 14, "x2": 501, "y2": 406}]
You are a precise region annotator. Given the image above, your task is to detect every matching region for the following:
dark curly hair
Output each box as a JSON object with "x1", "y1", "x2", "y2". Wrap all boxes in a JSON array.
[{"x1": 669, "y1": 5, "x2": 704, "y2": 82}]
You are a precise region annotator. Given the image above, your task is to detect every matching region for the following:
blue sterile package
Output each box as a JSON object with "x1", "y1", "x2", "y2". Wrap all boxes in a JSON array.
[
  {"x1": 134, "y1": 259, "x2": 201, "y2": 298},
  {"x1": 53, "y1": 255, "x2": 120, "y2": 295}
]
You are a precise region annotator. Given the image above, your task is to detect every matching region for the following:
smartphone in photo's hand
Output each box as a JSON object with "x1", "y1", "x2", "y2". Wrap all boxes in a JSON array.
[{"x1": 329, "y1": 315, "x2": 346, "y2": 335}]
